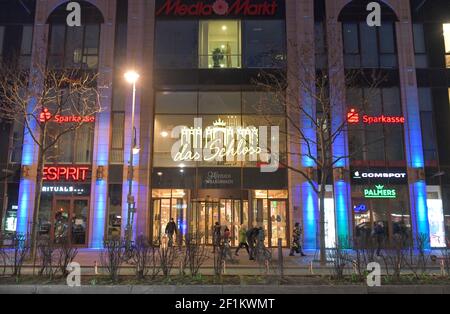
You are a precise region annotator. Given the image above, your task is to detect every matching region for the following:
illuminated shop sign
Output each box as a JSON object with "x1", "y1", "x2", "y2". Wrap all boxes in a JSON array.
[
  {"x1": 347, "y1": 109, "x2": 405, "y2": 125},
  {"x1": 43, "y1": 166, "x2": 90, "y2": 182},
  {"x1": 156, "y1": 0, "x2": 279, "y2": 17},
  {"x1": 39, "y1": 108, "x2": 96, "y2": 124},
  {"x1": 354, "y1": 204, "x2": 368, "y2": 213},
  {"x1": 364, "y1": 185, "x2": 397, "y2": 199},
  {"x1": 352, "y1": 169, "x2": 408, "y2": 184},
  {"x1": 42, "y1": 186, "x2": 86, "y2": 194},
  {"x1": 172, "y1": 118, "x2": 279, "y2": 172}
]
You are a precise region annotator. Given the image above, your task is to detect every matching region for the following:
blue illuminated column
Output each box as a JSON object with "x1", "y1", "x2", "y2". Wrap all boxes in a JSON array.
[
  {"x1": 396, "y1": 15, "x2": 430, "y2": 248},
  {"x1": 325, "y1": 5, "x2": 352, "y2": 246},
  {"x1": 17, "y1": 118, "x2": 39, "y2": 235},
  {"x1": 16, "y1": 19, "x2": 49, "y2": 236},
  {"x1": 89, "y1": 17, "x2": 117, "y2": 248},
  {"x1": 89, "y1": 96, "x2": 111, "y2": 249}
]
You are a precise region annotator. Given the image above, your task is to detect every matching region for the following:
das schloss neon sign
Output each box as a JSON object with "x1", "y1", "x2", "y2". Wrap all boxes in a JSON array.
[
  {"x1": 43, "y1": 166, "x2": 90, "y2": 182},
  {"x1": 364, "y1": 185, "x2": 397, "y2": 199},
  {"x1": 347, "y1": 109, "x2": 405, "y2": 125},
  {"x1": 156, "y1": 0, "x2": 278, "y2": 17}
]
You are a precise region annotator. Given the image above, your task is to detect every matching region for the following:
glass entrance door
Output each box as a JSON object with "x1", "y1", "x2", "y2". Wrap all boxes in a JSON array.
[
  {"x1": 52, "y1": 197, "x2": 89, "y2": 246},
  {"x1": 353, "y1": 198, "x2": 412, "y2": 247},
  {"x1": 191, "y1": 199, "x2": 243, "y2": 246},
  {"x1": 269, "y1": 200, "x2": 288, "y2": 247},
  {"x1": 152, "y1": 198, "x2": 187, "y2": 245}
]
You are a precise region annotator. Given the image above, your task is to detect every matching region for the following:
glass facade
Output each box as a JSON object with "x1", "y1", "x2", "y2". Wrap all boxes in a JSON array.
[{"x1": 155, "y1": 19, "x2": 286, "y2": 69}]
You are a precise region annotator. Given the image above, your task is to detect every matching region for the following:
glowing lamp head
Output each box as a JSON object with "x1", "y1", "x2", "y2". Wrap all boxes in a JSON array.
[{"x1": 124, "y1": 71, "x2": 140, "y2": 84}]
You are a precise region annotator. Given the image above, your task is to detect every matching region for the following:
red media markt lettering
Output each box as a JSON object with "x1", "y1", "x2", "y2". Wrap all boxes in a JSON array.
[
  {"x1": 156, "y1": 0, "x2": 278, "y2": 17},
  {"x1": 43, "y1": 166, "x2": 90, "y2": 182}
]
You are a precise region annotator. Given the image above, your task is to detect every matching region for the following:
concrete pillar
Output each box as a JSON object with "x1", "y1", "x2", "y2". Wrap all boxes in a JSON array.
[
  {"x1": 89, "y1": 0, "x2": 117, "y2": 248},
  {"x1": 394, "y1": 0, "x2": 429, "y2": 246},
  {"x1": 286, "y1": 0, "x2": 319, "y2": 249},
  {"x1": 122, "y1": 0, "x2": 155, "y2": 241},
  {"x1": 325, "y1": 0, "x2": 352, "y2": 246}
]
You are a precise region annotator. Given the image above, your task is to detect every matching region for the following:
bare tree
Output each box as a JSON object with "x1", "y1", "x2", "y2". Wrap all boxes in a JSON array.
[
  {"x1": 100, "y1": 239, "x2": 126, "y2": 283},
  {"x1": 253, "y1": 42, "x2": 385, "y2": 265},
  {"x1": 184, "y1": 233, "x2": 209, "y2": 277},
  {"x1": 132, "y1": 236, "x2": 160, "y2": 280},
  {"x1": 0, "y1": 61, "x2": 102, "y2": 259}
]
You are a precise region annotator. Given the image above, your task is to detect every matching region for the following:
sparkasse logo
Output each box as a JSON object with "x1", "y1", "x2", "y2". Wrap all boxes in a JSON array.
[{"x1": 156, "y1": 0, "x2": 279, "y2": 17}]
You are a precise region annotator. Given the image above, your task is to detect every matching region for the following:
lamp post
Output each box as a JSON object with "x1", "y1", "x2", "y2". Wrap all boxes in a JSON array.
[{"x1": 124, "y1": 70, "x2": 140, "y2": 245}]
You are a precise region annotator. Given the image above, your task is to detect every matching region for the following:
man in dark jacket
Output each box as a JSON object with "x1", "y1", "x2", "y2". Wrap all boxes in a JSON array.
[
  {"x1": 246, "y1": 227, "x2": 259, "y2": 261},
  {"x1": 165, "y1": 218, "x2": 178, "y2": 247}
]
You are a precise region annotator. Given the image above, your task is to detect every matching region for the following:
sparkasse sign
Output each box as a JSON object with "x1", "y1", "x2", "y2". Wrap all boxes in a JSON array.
[{"x1": 156, "y1": 0, "x2": 281, "y2": 17}]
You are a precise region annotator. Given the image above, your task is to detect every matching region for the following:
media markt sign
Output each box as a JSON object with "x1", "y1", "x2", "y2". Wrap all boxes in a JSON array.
[
  {"x1": 364, "y1": 185, "x2": 397, "y2": 199},
  {"x1": 156, "y1": 0, "x2": 281, "y2": 17}
]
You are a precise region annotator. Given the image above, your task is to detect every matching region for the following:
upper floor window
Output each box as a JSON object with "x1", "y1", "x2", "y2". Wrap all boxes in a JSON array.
[
  {"x1": 199, "y1": 20, "x2": 241, "y2": 69},
  {"x1": 413, "y1": 23, "x2": 428, "y2": 68},
  {"x1": 343, "y1": 22, "x2": 397, "y2": 69},
  {"x1": 155, "y1": 19, "x2": 286, "y2": 69},
  {"x1": 19, "y1": 25, "x2": 33, "y2": 69},
  {"x1": 0, "y1": 26, "x2": 4, "y2": 61},
  {"x1": 48, "y1": 24, "x2": 100, "y2": 70},
  {"x1": 444, "y1": 23, "x2": 450, "y2": 68}
]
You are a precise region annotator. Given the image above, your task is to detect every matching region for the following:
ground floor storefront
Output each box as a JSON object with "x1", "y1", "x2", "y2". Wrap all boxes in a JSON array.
[{"x1": 2, "y1": 166, "x2": 449, "y2": 249}]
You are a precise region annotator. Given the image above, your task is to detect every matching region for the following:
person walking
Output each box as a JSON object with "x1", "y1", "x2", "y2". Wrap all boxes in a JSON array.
[
  {"x1": 235, "y1": 224, "x2": 250, "y2": 257},
  {"x1": 165, "y1": 218, "x2": 178, "y2": 247},
  {"x1": 246, "y1": 226, "x2": 259, "y2": 261},
  {"x1": 374, "y1": 221, "x2": 385, "y2": 257},
  {"x1": 212, "y1": 222, "x2": 221, "y2": 253},
  {"x1": 223, "y1": 227, "x2": 233, "y2": 261},
  {"x1": 290, "y1": 222, "x2": 306, "y2": 257}
]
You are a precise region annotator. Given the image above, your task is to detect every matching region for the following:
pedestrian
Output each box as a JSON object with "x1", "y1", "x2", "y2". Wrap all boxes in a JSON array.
[
  {"x1": 213, "y1": 222, "x2": 221, "y2": 253},
  {"x1": 246, "y1": 226, "x2": 259, "y2": 261},
  {"x1": 223, "y1": 227, "x2": 233, "y2": 261},
  {"x1": 290, "y1": 222, "x2": 306, "y2": 257},
  {"x1": 165, "y1": 218, "x2": 178, "y2": 247},
  {"x1": 374, "y1": 221, "x2": 385, "y2": 256},
  {"x1": 235, "y1": 224, "x2": 250, "y2": 257}
]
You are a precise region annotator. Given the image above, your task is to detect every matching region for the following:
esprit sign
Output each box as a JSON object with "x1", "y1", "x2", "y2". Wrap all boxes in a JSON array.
[
  {"x1": 43, "y1": 166, "x2": 90, "y2": 182},
  {"x1": 156, "y1": 0, "x2": 279, "y2": 17},
  {"x1": 364, "y1": 185, "x2": 397, "y2": 199},
  {"x1": 347, "y1": 109, "x2": 405, "y2": 125}
]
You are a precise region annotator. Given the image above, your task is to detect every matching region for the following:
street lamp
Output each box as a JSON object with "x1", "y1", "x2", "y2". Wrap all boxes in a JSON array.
[{"x1": 124, "y1": 70, "x2": 140, "y2": 244}]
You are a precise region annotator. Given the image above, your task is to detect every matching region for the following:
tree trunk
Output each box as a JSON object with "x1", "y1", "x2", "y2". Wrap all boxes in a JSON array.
[
  {"x1": 30, "y1": 128, "x2": 46, "y2": 261},
  {"x1": 319, "y1": 184, "x2": 327, "y2": 266}
]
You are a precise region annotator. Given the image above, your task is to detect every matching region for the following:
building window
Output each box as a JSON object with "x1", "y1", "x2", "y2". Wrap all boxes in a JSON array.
[
  {"x1": 199, "y1": 20, "x2": 241, "y2": 69},
  {"x1": 315, "y1": 22, "x2": 327, "y2": 69},
  {"x1": 418, "y1": 88, "x2": 438, "y2": 166},
  {"x1": 242, "y1": 20, "x2": 286, "y2": 68},
  {"x1": 110, "y1": 112, "x2": 125, "y2": 164},
  {"x1": 444, "y1": 23, "x2": 450, "y2": 68},
  {"x1": 10, "y1": 120, "x2": 24, "y2": 163},
  {"x1": 155, "y1": 20, "x2": 198, "y2": 69},
  {"x1": 48, "y1": 24, "x2": 100, "y2": 70},
  {"x1": 19, "y1": 25, "x2": 33, "y2": 69},
  {"x1": 413, "y1": 23, "x2": 428, "y2": 68},
  {"x1": 348, "y1": 87, "x2": 405, "y2": 165},
  {"x1": 107, "y1": 184, "x2": 122, "y2": 240},
  {"x1": 0, "y1": 26, "x2": 5, "y2": 62},
  {"x1": 343, "y1": 22, "x2": 397, "y2": 69}
]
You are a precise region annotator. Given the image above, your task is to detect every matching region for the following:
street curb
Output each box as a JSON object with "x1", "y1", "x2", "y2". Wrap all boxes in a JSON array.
[{"x1": 0, "y1": 285, "x2": 449, "y2": 294}]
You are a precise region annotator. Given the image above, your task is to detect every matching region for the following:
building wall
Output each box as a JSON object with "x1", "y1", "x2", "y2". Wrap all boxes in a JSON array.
[{"x1": 4, "y1": 0, "x2": 449, "y2": 248}]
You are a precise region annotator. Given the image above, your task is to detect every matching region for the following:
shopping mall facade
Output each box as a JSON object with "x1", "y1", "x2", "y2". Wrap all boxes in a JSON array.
[{"x1": 0, "y1": 0, "x2": 449, "y2": 249}]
